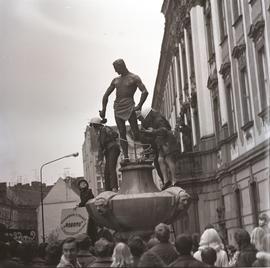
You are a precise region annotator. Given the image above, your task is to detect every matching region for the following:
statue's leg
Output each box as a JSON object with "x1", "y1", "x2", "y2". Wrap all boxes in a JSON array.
[
  {"x1": 115, "y1": 116, "x2": 128, "y2": 159},
  {"x1": 154, "y1": 152, "x2": 165, "y2": 185},
  {"x1": 128, "y1": 111, "x2": 140, "y2": 141},
  {"x1": 158, "y1": 155, "x2": 170, "y2": 185},
  {"x1": 165, "y1": 155, "x2": 176, "y2": 185},
  {"x1": 107, "y1": 144, "x2": 120, "y2": 191}
]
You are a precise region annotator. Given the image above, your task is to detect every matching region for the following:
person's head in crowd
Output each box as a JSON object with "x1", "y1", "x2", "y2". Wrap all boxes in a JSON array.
[
  {"x1": 61, "y1": 237, "x2": 78, "y2": 264},
  {"x1": 226, "y1": 245, "x2": 237, "y2": 259},
  {"x1": 98, "y1": 228, "x2": 114, "y2": 243},
  {"x1": 147, "y1": 237, "x2": 159, "y2": 249},
  {"x1": 76, "y1": 233, "x2": 92, "y2": 251},
  {"x1": 128, "y1": 236, "x2": 146, "y2": 258},
  {"x1": 37, "y1": 242, "x2": 48, "y2": 259},
  {"x1": 259, "y1": 213, "x2": 270, "y2": 228},
  {"x1": 154, "y1": 223, "x2": 170, "y2": 243},
  {"x1": 111, "y1": 242, "x2": 133, "y2": 267},
  {"x1": 45, "y1": 241, "x2": 62, "y2": 265},
  {"x1": 251, "y1": 227, "x2": 266, "y2": 251},
  {"x1": 234, "y1": 229, "x2": 251, "y2": 250},
  {"x1": 18, "y1": 241, "x2": 38, "y2": 264},
  {"x1": 138, "y1": 251, "x2": 165, "y2": 267},
  {"x1": 192, "y1": 233, "x2": 200, "y2": 253},
  {"x1": 201, "y1": 247, "x2": 217, "y2": 266},
  {"x1": 175, "y1": 234, "x2": 193, "y2": 255},
  {"x1": 199, "y1": 228, "x2": 223, "y2": 249},
  {"x1": 94, "y1": 238, "x2": 113, "y2": 258}
]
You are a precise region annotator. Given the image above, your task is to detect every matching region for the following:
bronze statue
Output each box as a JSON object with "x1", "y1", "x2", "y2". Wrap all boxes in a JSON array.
[{"x1": 99, "y1": 59, "x2": 148, "y2": 160}]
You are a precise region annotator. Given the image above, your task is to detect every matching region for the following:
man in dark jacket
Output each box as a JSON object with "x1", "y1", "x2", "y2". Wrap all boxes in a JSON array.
[
  {"x1": 90, "y1": 117, "x2": 120, "y2": 192},
  {"x1": 234, "y1": 229, "x2": 257, "y2": 267},
  {"x1": 149, "y1": 223, "x2": 178, "y2": 265},
  {"x1": 170, "y1": 234, "x2": 207, "y2": 267}
]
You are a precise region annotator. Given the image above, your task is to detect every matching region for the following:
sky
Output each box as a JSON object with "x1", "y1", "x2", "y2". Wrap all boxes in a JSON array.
[{"x1": 0, "y1": 0, "x2": 165, "y2": 185}]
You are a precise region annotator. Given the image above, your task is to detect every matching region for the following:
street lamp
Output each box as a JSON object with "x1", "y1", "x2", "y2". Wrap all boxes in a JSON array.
[{"x1": 39, "y1": 152, "x2": 79, "y2": 243}]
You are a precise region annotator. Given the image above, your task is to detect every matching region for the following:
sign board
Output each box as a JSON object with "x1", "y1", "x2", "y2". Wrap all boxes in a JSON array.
[
  {"x1": 5, "y1": 229, "x2": 37, "y2": 242},
  {"x1": 59, "y1": 207, "x2": 88, "y2": 240}
]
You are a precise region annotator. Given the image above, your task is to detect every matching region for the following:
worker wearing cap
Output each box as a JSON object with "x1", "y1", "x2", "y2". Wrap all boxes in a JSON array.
[
  {"x1": 90, "y1": 117, "x2": 120, "y2": 192},
  {"x1": 137, "y1": 108, "x2": 180, "y2": 189}
]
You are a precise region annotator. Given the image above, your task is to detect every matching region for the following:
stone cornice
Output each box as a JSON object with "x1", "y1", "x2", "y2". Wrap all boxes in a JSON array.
[
  {"x1": 232, "y1": 44, "x2": 246, "y2": 59},
  {"x1": 248, "y1": 20, "x2": 265, "y2": 42},
  {"x1": 219, "y1": 62, "x2": 231, "y2": 79}
]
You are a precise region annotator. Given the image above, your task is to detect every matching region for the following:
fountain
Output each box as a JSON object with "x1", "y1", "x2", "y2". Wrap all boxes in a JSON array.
[{"x1": 85, "y1": 159, "x2": 191, "y2": 237}]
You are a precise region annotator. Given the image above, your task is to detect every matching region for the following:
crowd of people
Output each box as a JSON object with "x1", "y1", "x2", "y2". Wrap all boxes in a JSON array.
[{"x1": 1, "y1": 214, "x2": 270, "y2": 268}]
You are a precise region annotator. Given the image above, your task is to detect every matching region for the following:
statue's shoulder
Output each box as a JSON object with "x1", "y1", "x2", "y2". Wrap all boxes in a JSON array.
[
  {"x1": 112, "y1": 76, "x2": 121, "y2": 85},
  {"x1": 129, "y1": 72, "x2": 141, "y2": 82}
]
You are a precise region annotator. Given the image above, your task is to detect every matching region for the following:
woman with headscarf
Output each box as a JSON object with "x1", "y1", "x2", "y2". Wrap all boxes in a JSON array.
[{"x1": 193, "y1": 228, "x2": 229, "y2": 267}]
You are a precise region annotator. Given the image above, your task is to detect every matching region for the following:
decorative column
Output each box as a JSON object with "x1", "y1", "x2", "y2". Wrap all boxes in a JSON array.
[
  {"x1": 190, "y1": 2, "x2": 215, "y2": 137},
  {"x1": 210, "y1": 0, "x2": 228, "y2": 126}
]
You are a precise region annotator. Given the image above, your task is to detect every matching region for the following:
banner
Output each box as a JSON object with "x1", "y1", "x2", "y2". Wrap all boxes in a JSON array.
[{"x1": 59, "y1": 207, "x2": 88, "y2": 240}]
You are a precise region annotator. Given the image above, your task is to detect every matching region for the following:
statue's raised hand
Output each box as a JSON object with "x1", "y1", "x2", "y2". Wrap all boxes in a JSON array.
[{"x1": 99, "y1": 110, "x2": 105, "y2": 119}]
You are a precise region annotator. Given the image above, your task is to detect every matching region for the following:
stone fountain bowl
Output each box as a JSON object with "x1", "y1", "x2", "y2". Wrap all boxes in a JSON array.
[{"x1": 85, "y1": 161, "x2": 191, "y2": 233}]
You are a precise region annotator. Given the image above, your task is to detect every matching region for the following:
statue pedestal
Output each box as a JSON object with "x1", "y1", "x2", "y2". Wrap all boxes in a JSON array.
[{"x1": 85, "y1": 160, "x2": 191, "y2": 235}]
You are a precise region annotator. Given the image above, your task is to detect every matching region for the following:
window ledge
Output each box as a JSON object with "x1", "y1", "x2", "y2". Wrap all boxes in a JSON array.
[
  {"x1": 232, "y1": 15, "x2": 243, "y2": 27},
  {"x1": 258, "y1": 105, "x2": 270, "y2": 119},
  {"x1": 218, "y1": 132, "x2": 238, "y2": 146},
  {"x1": 241, "y1": 120, "x2": 254, "y2": 131},
  {"x1": 219, "y1": 35, "x2": 228, "y2": 46}
]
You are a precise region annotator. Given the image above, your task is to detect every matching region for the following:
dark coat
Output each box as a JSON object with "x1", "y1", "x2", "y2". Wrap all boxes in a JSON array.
[
  {"x1": 79, "y1": 188, "x2": 94, "y2": 207},
  {"x1": 149, "y1": 242, "x2": 178, "y2": 265},
  {"x1": 169, "y1": 255, "x2": 208, "y2": 267},
  {"x1": 236, "y1": 244, "x2": 257, "y2": 267}
]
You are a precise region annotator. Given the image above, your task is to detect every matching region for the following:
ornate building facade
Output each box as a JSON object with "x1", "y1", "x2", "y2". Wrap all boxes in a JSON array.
[{"x1": 153, "y1": 0, "x2": 270, "y2": 244}]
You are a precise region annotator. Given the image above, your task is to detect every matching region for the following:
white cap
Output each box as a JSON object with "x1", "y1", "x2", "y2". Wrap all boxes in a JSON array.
[
  {"x1": 140, "y1": 107, "x2": 152, "y2": 119},
  {"x1": 90, "y1": 117, "x2": 103, "y2": 125}
]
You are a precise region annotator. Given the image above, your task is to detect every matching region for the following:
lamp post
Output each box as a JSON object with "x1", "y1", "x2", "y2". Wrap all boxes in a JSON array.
[{"x1": 39, "y1": 152, "x2": 79, "y2": 243}]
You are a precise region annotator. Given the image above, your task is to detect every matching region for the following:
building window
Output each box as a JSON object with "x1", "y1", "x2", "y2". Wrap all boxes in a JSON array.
[
  {"x1": 257, "y1": 46, "x2": 269, "y2": 110},
  {"x1": 232, "y1": 0, "x2": 242, "y2": 23},
  {"x1": 239, "y1": 67, "x2": 252, "y2": 124},
  {"x1": 205, "y1": 11, "x2": 215, "y2": 58},
  {"x1": 213, "y1": 97, "x2": 222, "y2": 141},
  {"x1": 218, "y1": 0, "x2": 227, "y2": 41},
  {"x1": 226, "y1": 84, "x2": 236, "y2": 134}
]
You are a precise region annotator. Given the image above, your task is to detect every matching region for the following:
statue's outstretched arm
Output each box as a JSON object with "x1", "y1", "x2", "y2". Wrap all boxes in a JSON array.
[{"x1": 99, "y1": 81, "x2": 115, "y2": 118}]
